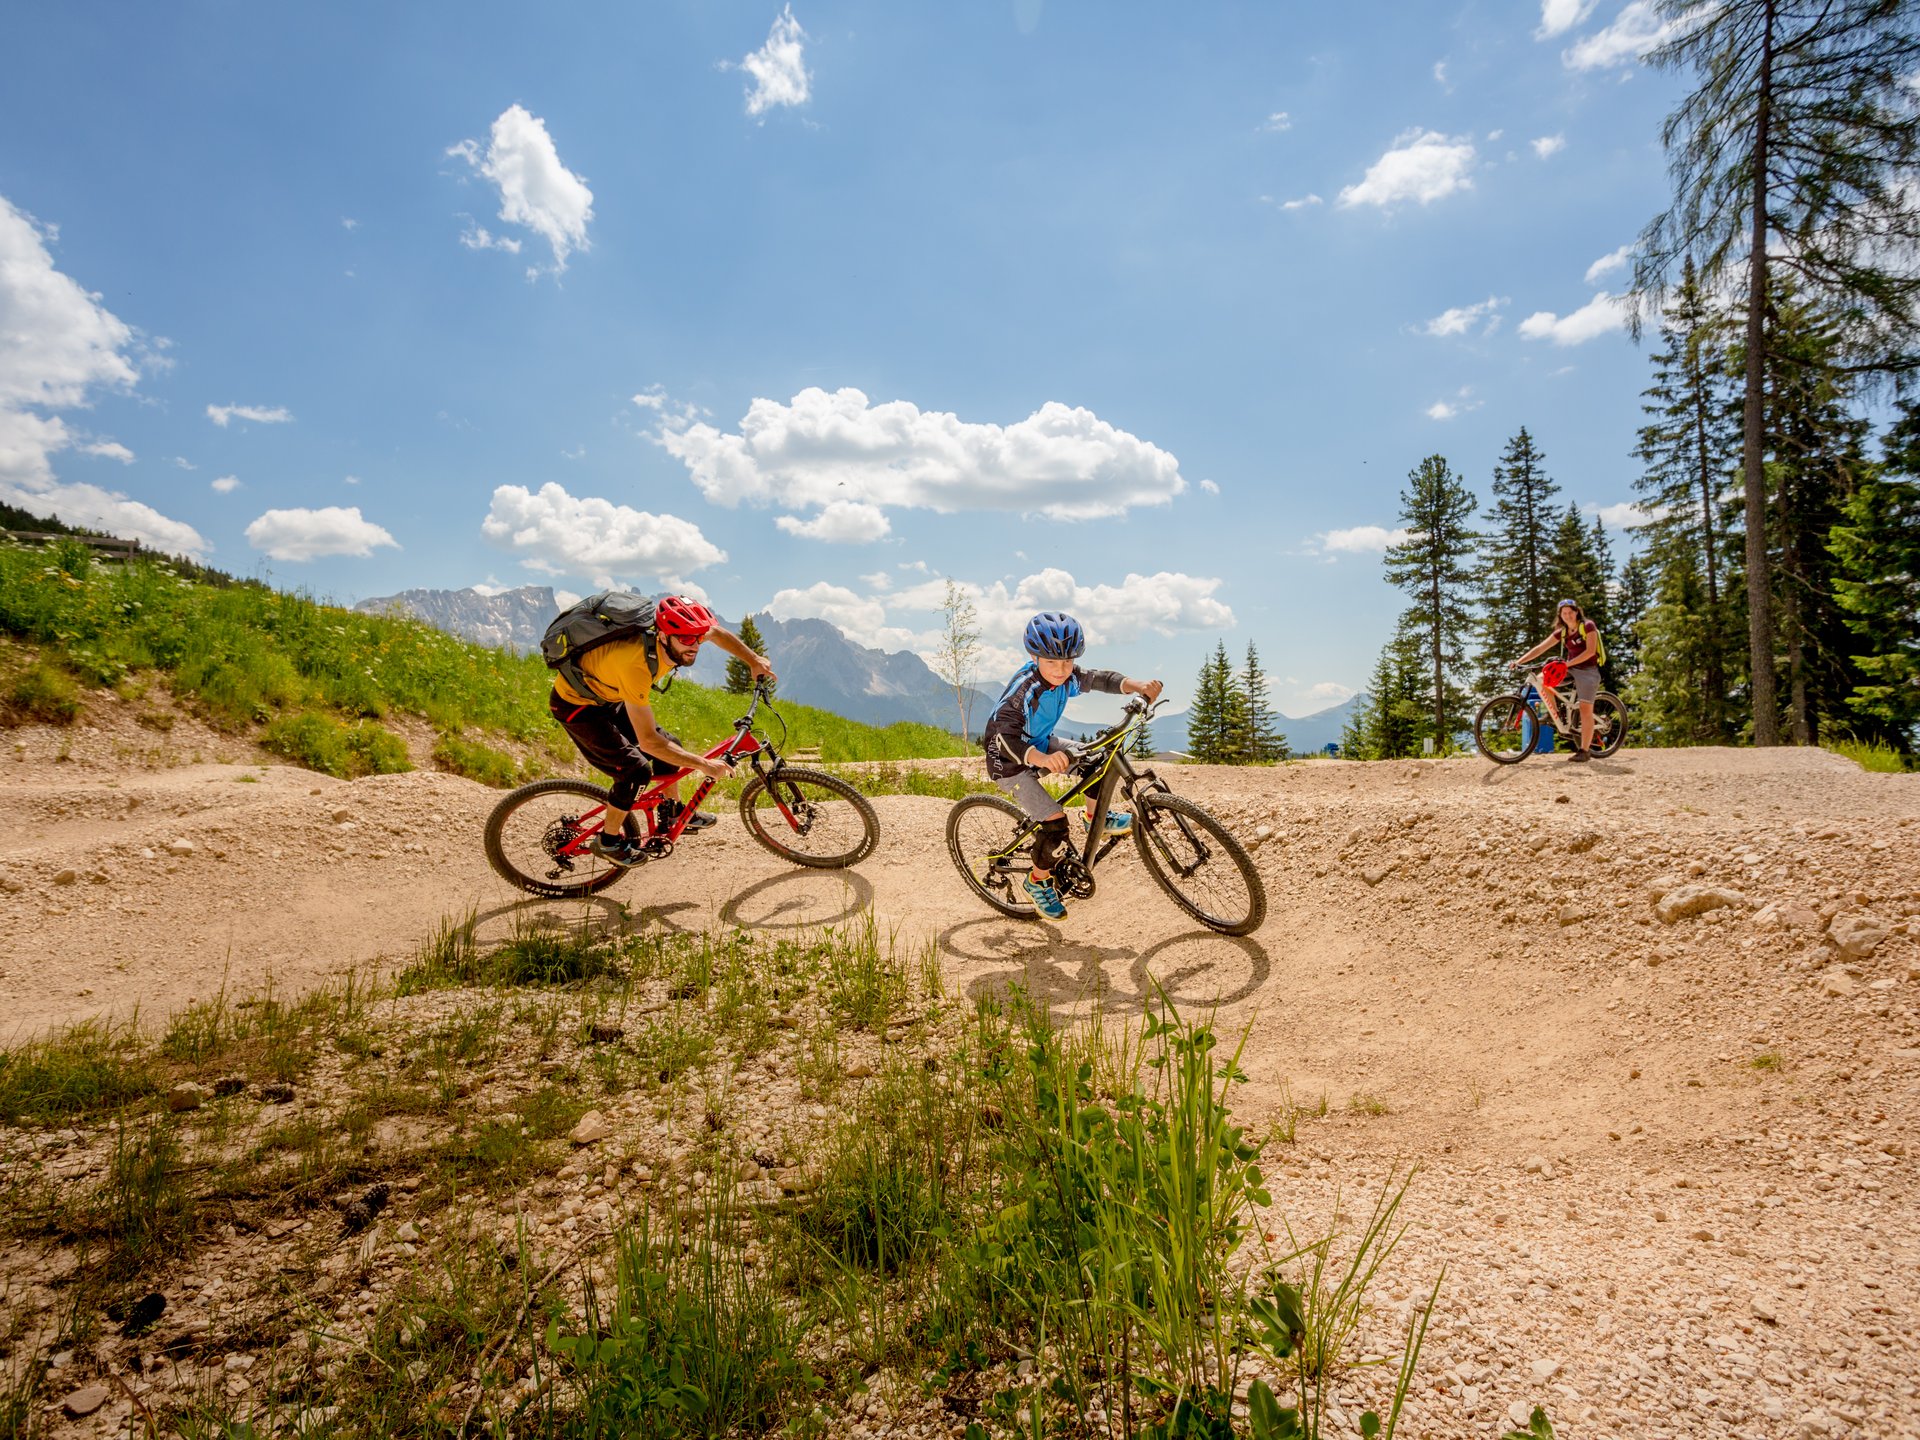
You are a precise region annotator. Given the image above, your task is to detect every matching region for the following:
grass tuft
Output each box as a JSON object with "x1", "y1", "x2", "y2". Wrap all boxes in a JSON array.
[{"x1": 0, "y1": 1019, "x2": 159, "y2": 1123}]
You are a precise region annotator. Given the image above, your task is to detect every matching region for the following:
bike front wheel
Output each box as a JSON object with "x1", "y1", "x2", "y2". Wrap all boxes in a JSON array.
[
  {"x1": 737, "y1": 767, "x2": 879, "y2": 869},
  {"x1": 1589, "y1": 692, "x2": 1629, "y2": 758},
  {"x1": 1131, "y1": 792, "x2": 1266, "y2": 936},
  {"x1": 484, "y1": 778, "x2": 638, "y2": 898},
  {"x1": 1474, "y1": 694, "x2": 1540, "y2": 764},
  {"x1": 945, "y1": 794, "x2": 1040, "y2": 919}
]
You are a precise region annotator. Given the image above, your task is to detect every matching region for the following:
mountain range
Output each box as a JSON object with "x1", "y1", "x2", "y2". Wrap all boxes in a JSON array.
[
  {"x1": 1111, "y1": 692, "x2": 1367, "y2": 757},
  {"x1": 355, "y1": 585, "x2": 992, "y2": 731}
]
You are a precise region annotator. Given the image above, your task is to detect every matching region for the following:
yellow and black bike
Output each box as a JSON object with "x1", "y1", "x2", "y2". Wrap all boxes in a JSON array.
[{"x1": 944, "y1": 697, "x2": 1267, "y2": 936}]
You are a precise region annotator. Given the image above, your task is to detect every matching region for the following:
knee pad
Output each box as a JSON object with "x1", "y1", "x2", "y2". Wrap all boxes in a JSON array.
[{"x1": 1032, "y1": 815, "x2": 1071, "y2": 871}]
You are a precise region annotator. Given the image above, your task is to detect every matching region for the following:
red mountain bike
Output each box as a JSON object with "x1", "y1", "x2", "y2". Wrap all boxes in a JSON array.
[{"x1": 484, "y1": 681, "x2": 878, "y2": 897}]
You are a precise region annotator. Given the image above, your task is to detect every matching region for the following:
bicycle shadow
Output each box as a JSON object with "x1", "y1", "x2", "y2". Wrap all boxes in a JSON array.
[
  {"x1": 717, "y1": 868, "x2": 877, "y2": 934},
  {"x1": 468, "y1": 895, "x2": 705, "y2": 949},
  {"x1": 939, "y1": 916, "x2": 1272, "y2": 1021}
]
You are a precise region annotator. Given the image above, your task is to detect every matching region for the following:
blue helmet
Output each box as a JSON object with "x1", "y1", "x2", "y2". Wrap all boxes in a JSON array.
[{"x1": 1024, "y1": 611, "x2": 1085, "y2": 660}]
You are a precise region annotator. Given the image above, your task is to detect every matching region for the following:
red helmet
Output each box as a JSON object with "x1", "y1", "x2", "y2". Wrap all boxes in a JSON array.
[
  {"x1": 1541, "y1": 659, "x2": 1570, "y2": 690},
  {"x1": 655, "y1": 595, "x2": 715, "y2": 638}
]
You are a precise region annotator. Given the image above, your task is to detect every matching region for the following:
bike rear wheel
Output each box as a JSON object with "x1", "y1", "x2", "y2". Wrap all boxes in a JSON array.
[
  {"x1": 484, "y1": 778, "x2": 638, "y2": 898},
  {"x1": 1131, "y1": 792, "x2": 1266, "y2": 936},
  {"x1": 1474, "y1": 694, "x2": 1540, "y2": 764},
  {"x1": 1589, "y1": 692, "x2": 1629, "y2": 758},
  {"x1": 945, "y1": 794, "x2": 1040, "y2": 919},
  {"x1": 737, "y1": 767, "x2": 879, "y2": 869}
]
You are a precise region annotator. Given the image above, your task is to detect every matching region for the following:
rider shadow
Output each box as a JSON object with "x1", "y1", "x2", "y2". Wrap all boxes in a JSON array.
[
  {"x1": 469, "y1": 895, "x2": 703, "y2": 949},
  {"x1": 717, "y1": 868, "x2": 877, "y2": 934},
  {"x1": 939, "y1": 916, "x2": 1272, "y2": 1022}
]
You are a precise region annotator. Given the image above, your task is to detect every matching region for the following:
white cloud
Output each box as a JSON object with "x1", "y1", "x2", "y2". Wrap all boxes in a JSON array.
[
  {"x1": 1302, "y1": 680, "x2": 1358, "y2": 706},
  {"x1": 1425, "y1": 386, "x2": 1482, "y2": 421},
  {"x1": 0, "y1": 195, "x2": 208, "y2": 557},
  {"x1": 1337, "y1": 129, "x2": 1476, "y2": 209},
  {"x1": 767, "y1": 581, "x2": 891, "y2": 642},
  {"x1": 341, "y1": 217, "x2": 359, "y2": 231},
  {"x1": 343, "y1": 474, "x2": 361, "y2": 485},
  {"x1": 1319, "y1": 525, "x2": 1413, "y2": 554},
  {"x1": 1262, "y1": 111, "x2": 1292, "y2": 132},
  {"x1": 211, "y1": 475, "x2": 241, "y2": 494},
  {"x1": 1583, "y1": 244, "x2": 1633, "y2": 284},
  {"x1": 1280, "y1": 193, "x2": 1323, "y2": 211},
  {"x1": 1433, "y1": 60, "x2": 1450, "y2": 86},
  {"x1": 79, "y1": 439, "x2": 133, "y2": 462},
  {"x1": 656, "y1": 386, "x2": 1186, "y2": 529},
  {"x1": 172, "y1": 456, "x2": 195, "y2": 470},
  {"x1": 448, "y1": 105, "x2": 593, "y2": 275},
  {"x1": 1427, "y1": 400, "x2": 1461, "y2": 420},
  {"x1": 1584, "y1": 500, "x2": 1662, "y2": 528},
  {"x1": 1531, "y1": 133, "x2": 1567, "y2": 159},
  {"x1": 245, "y1": 506, "x2": 398, "y2": 561},
  {"x1": 1537, "y1": 0, "x2": 1598, "y2": 37},
  {"x1": 207, "y1": 402, "x2": 292, "y2": 428},
  {"x1": 1422, "y1": 295, "x2": 1506, "y2": 336},
  {"x1": 1518, "y1": 291, "x2": 1630, "y2": 345},
  {"x1": 736, "y1": 6, "x2": 812, "y2": 117},
  {"x1": 631, "y1": 388, "x2": 668, "y2": 410},
  {"x1": 458, "y1": 221, "x2": 522, "y2": 256},
  {"x1": 1562, "y1": 1, "x2": 1676, "y2": 70},
  {"x1": 774, "y1": 499, "x2": 892, "y2": 543},
  {"x1": 1487, "y1": 128, "x2": 1506, "y2": 141},
  {"x1": 481, "y1": 481, "x2": 726, "y2": 590},
  {"x1": 1199, "y1": 479, "x2": 1220, "y2": 495},
  {"x1": 859, "y1": 570, "x2": 892, "y2": 591}
]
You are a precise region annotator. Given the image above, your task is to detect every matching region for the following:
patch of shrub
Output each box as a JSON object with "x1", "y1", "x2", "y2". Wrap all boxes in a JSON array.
[
  {"x1": 261, "y1": 711, "x2": 412, "y2": 778},
  {"x1": 433, "y1": 732, "x2": 532, "y2": 788},
  {"x1": 2, "y1": 661, "x2": 81, "y2": 726}
]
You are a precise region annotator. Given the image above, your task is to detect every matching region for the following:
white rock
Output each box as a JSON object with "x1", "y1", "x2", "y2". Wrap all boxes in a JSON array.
[
  {"x1": 1654, "y1": 885, "x2": 1747, "y2": 924},
  {"x1": 1817, "y1": 967, "x2": 1858, "y2": 998},
  {"x1": 165, "y1": 838, "x2": 195, "y2": 856},
  {"x1": 568, "y1": 1111, "x2": 614, "y2": 1145},
  {"x1": 1829, "y1": 912, "x2": 1892, "y2": 960}
]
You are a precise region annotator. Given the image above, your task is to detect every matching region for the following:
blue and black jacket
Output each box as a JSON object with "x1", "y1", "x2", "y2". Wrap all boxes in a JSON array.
[{"x1": 983, "y1": 661, "x2": 1125, "y2": 780}]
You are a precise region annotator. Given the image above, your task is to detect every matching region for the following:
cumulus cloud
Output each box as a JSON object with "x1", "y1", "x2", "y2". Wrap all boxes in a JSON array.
[
  {"x1": 766, "y1": 581, "x2": 890, "y2": 642},
  {"x1": 1422, "y1": 295, "x2": 1506, "y2": 336},
  {"x1": 245, "y1": 506, "x2": 398, "y2": 561},
  {"x1": 211, "y1": 475, "x2": 241, "y2": 494},
  {"x1": 448, "y1": 105, "x2": 593, "y2": 275},
  {"x1": 774, "y1": 499, "x2": 892, "y2": 543},
  {"x1": 1584, "y1": 244, "x2": 1633, "y2": 284},
  {"x1": 736, "y1": 6, "x2": 812, "y2": 117},
  {"x1": 457, "y1": 222, "x2": 521, "y2": 255},
  {"x1": 1280, "y1": 194, "x2": 1323, "y2": 211},
  {"x1": 656, "y1": 386, "x2": 1186, "y2": 530},
  {"x1": 1562, "y1": 1, "x2": 1678, "y2": 70},
  {"x1": 207, "y1": 403, "x2": 292, "y2": 428},
  {"x1": 0, "y1": 195, "x2": 208, "y2": 556},
  {"x1": 1584, "y1": 500, "x2": 1662, "y2": 528},
  {"x1": 1199, "y1": 479, "x2": 1220, "y2": 495},
  {"x1": 1262, "y1": 112, "x2": 1292, "y2": 132},
  {"x1": 481, "y1": 481, "x2": 725, "y2": 590},
  {"x1": 1319, "y1": 525, "x2": 1413, "y2": 554},
  {"x1": 1301, "y1": 680, "x2": 1358, "y2": 706},
  {"x1": 1531, "y1": 133, "x2": 1567, "y2": 159},
  {"x1": 1337, "y1": 130, "x2": 1476, "y2": 209},
  {"x1": 1537, "y1": 0, "x2": 1598, "y2": 37},
  {"x1": 1427, "y1": 400, "x2": 1461, "y2": 420},
  {"x1": 1518, "y1": 291, "x2": 1630, "y2": 345}
]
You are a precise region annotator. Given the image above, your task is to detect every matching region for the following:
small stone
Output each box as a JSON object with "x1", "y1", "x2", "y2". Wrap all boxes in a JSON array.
[
  {"x1": 1691, "y1": 1228, "x2": 1715, "y2": 1242},
  {"x1": 1654, "y1": 885, "x2": 1747, "y2": 924},
  {"x1": 393, "y1": 1221, "x2": 420, "y2": 1243},
  {"x1": 1556, "y1": 904, "x2": 1586, "y2": 927},
  {"x1": 1509, "y1": 1401, "x2": 1534, "y2": 1429},
  {"x1": 167, "y1": 1082, "x2": 211, "y2": 1112},
  {"x1": 62, "y1": 1384, "x2": 110, "y2": 1418},
  {"x1": 1751, "y1": 1292, "x2": 1781, "y2": 1323},
  {"x1": 1780, "y1": 905, "x2": 1824, "y2": 932},
  {"x1": 568, "y1": 1111, "x2": 614, "y2": 1145},
  {"x1": 774, "y1": 1168, "x2": 812, "y2": 1195},
  {"x1": 1565, "y1": 830, "x2": 1602, "y2": 854},
  {"x1": 1530, "y1": 1358, "x2": 1563, "y2": 1382},
  {"x1": 258, "y1": 1081, "x2": 295, "y2": 1104},
  {"x1": 587, "y1": 1022, "x2": 624, "y2": 1043},
  {"x1": 211, "y1": 1075, "x2": 246, "y2": 1097},
  {"x1": 331, "y1": 808, "x2": 353, "y2": 824},
  {"x1": 1818, "y1": 967, "x2": 1858, "y2": 998},
  {"x1": 165, "y1": 838, "x2": 195, "y2": 856},
  {"x1": 52, "y1": 869, "x2": 79, "y2": 886},
  {"x1": 1360, "y1": 863, "x2": 1395, "y2": 887},
  {"x1": 1829, "y1": 912, "x2": 1892, "y2": 960},
  {"x1": 842, "y1": 1061, "x2": 876, "y2": 1079},
  {"x1": 1523, "y1": 1155, "x2": 1551, "y2": 1176}
]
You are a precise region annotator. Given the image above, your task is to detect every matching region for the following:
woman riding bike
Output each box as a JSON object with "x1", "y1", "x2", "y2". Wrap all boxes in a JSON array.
[{"x1": 1510, "y1": 598, "x2": 1605, "y2": 762}]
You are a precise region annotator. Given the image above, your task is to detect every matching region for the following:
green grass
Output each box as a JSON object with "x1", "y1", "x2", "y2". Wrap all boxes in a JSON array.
[
  {"x1": 1821, "y1": 736, "x2": 1911, "y2": 773},
  {"x1": 1, "y1": 660, "x2": 81, "y2": 726},
  {"x1": 0, "y1": 1019, "x2": 159, "y2": 1123},
  {"x1": 0, "y1": 547, "x2": 969, "y2": 768},
  {"x1": 261, "y1": 710, "x2": 412, "y2": 778}
]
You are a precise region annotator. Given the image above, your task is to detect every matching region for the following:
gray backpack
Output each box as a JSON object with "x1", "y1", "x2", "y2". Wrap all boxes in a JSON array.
[{"x1": 541, "y1": 591, "x2": 670, "y2": 703}]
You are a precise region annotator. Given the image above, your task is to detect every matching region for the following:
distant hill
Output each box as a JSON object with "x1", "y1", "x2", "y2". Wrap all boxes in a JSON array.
[
  {"x1": 1147, "y1": 692, "x2": 1367, "y2": 757},
  {"x1": 355, "y1": 584, "x2": 993, "y2": 733}
]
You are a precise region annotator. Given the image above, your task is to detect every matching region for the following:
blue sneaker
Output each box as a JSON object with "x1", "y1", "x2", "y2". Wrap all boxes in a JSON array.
[
  {"x1": 1085, "y1": 810, "x2": 1132, "y2": 835},
  {"x1": 1022, "y1": 877, "x2": 1068, "y2": 919}
]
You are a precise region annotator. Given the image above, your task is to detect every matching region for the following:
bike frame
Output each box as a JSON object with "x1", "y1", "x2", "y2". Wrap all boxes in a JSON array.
[{"x1": 557, "y1": 683, "x2": 792, "y2": 854}]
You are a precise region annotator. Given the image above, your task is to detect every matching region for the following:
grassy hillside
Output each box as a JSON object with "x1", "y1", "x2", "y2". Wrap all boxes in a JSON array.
[{"x1": 0, "y1": 544, "x2": 968, "y2": 778}]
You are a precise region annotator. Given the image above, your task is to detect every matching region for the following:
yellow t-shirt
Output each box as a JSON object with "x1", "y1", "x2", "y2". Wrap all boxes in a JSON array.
[{"x1": 553, "y1": 636, "x2": 677, "y2": 708}]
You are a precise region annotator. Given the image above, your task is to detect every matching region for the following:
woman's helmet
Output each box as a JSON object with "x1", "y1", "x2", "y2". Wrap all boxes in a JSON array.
[
  {"x1": 1541, "y1": 659, "x2": 1570, "y2": 689},
  {"x1": 655, "y1": 595, "x2": 716, "y2": 638},
  {"x1": 1023, "y1": 611, "x2": 1086, "y2": 660}
]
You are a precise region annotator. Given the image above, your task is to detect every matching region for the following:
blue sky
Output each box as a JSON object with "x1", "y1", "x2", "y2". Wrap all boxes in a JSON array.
[{"x1": 1, "y1": 1, "x2": 1692, "y2": 720}]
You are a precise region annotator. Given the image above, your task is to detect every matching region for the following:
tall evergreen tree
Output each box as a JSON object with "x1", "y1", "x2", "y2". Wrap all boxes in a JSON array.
[
  {"x1": 1128, "y1": 715, "x2": 1157, "y2": 759},
  {"x1": 1636, "y1": 0, "x2": 1920, "y2": 745},
  {"x1": 1343, "y1": 629, "x2": 1427, "y2": 760},
  {"x1": 1240, "y1": 642, "x2": 1282, "y2": 763},
  {"x1": 1633, "y1": 257, "x2": 1741, "y2": 738},
  {"x1": 1384, "y1": 456, "x2": 1480, "y2": 750},
  {"x1": 1477, "y1": 427, "x2": 1562, "y2": 684},
  {"x1": 1186, "y1": 643, "x2": 1242, "y2": 763},
  {"x1": 1610, "y1": 550, "x2": 1658, "y2": 686},
  {"x1": 1831, "y1": 402, "x2": 1920, "y2": 750},
  {"x1": 726, "y1": 614, "x2": 771, "y2": 696}
]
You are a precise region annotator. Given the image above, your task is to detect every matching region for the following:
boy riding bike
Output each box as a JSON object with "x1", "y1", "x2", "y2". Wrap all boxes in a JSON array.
[
  {"x1": 982, "y1": 611, "x2": 1163, "y2": 920},
  {"x1": 1509, "y1": 598, "x2": 1605, "y2": 762},
  {"x1": 548, "y1": 594, "x2": 775, "y2": 865}
]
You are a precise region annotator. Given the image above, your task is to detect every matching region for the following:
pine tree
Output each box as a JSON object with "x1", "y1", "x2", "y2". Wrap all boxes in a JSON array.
[
  {"x1": 1831, "y1": 403, "x2": 1920, "y2": 750},
  {"x1": 1610, "y1": 550, "x2": 1658, "y2": 685},
  {"x1": 1128, "y1": 715, "x2": 1156, "y2": 759},
  {"x1": 1240, "y1": 642, "x2": 1282, "y2": 763},
  {"x1": 1637, "y1": 0, "x2": 1920, "y2": 744},
  {"x1": 1186, "y1": 643, "x2": 1241, "y2": 763},
  {"x1": 1385, "y1": 456, "x2": 1480, "y2": 750},
  {"x1": 726, "y1": 614, "x2": 771, "y2": 696},
  {"x1": 1477, "y1": 427, "x2": 1562, "y2": 685}
]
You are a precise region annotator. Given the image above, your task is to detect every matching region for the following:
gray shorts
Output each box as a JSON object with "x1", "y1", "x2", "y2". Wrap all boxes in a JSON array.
[
  {"x1": 996, "y1": 771, "x2": 1066, "y2": 822},
  {"x1": 1568, "y1": 664, "x2": 1600, "y2": 705}
]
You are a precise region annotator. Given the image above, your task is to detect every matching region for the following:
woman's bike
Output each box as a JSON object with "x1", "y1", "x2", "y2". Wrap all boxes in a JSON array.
[
  {"x1": 1473, "y1": 661, "x2": 1628, "y2": 764},
  {"x1": 944, "y1": 698, "x2": 1267, "y2": 936},
  {"x1": 484, "y1": 681, "x2": 879, "y2": 897}
]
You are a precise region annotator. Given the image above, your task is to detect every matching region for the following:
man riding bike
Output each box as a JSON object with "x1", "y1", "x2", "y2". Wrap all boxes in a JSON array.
[
  {"x1": 1510, "y1": 597, "x2": 1605, "y2": 762},
  {"x1": 549, "y1": 595, "x2": 776, "y2": 865}
]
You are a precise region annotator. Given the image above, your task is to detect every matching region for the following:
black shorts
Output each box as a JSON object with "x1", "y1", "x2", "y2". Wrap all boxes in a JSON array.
[{"x1": 549, "y1": 690, "x2": 681, "y2": 811}]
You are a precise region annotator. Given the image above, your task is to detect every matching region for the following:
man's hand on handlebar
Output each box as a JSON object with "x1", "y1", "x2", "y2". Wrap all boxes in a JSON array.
[
  {"x1": 1026, "y1": 744, "x2": 1073, "y2": 775},
  {"x1": 694, "y1": 757, "x2": 733, "y2": 782}
]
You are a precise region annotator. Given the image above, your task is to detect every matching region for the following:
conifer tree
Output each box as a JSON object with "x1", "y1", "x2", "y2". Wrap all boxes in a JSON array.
[
  {"x1": 1240, "y1": 642, "x2": 1282, "y2": 763},
  {"x1": 727, "y1": 614, "x2": 771, "y2": 695},
  {"x1": 1385, "y1": 456, "x2": 1480, "y2": 749},
  {"x1": 1186, "y1": 643, "x2": 1241, "y2": 763},
  {"x1": 1831, "y1": 403, "x2": 1920, "y2": 750},
  {"x1": 1477, "y1": 427, "x2": 1561, "y2": 684},
  {"x1": 1128, "y1": 715, "x2": 1156, "y2": 759}
]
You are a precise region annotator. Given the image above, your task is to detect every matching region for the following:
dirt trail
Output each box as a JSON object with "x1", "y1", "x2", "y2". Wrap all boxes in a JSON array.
[{"x1": 3, "y1": 710, "x2": 1919, "y2": 1437}]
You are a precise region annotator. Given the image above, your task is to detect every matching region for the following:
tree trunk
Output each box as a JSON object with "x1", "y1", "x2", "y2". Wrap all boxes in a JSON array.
[
  {"x1": 1742, "y1": 0, "x2": 1782, "y2": 746},
  {"x1": 1431, "y1": 567, "x2": 1444, "y2": 747},
  {"x1": 1691, "y1": 352, "x2": 1729, "y2": 739}
]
